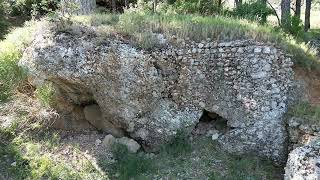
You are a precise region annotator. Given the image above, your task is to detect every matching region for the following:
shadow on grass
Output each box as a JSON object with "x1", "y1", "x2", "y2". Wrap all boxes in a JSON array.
[{"x1": 0, "y1": 129, "x2": 31, "y2": 180}]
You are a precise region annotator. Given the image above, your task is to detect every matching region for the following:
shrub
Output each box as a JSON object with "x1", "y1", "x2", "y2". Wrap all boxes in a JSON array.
[
  {"x1": 232, "y1": 0, "x2": 274, "y2": 24},
  {"x1": 287, "y1": 15, "x2": 304, "y2": 38},
  {"x1": 5, "y1": 0, "x2": 59, "y2": 17},
  {"x1": 0, "y1": 20, "x2": 37, "y2": 102},
  {"x1": 173, "y1": 0, "x2": 222, "y2": 15}
]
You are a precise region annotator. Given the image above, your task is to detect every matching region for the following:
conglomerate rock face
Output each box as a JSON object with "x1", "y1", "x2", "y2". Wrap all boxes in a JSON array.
[{"x1": 20, "y1": 25, "x2": 294, "y2": 163}]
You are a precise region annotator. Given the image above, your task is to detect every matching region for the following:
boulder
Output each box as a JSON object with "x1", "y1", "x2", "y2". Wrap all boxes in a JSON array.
[
  {"x1": 20, "y1": 24, "x2": 294, "y2": 163},
  {"x1": 102, "y1": 135, "x2": 141, "y2": 153},
  {"x1": 284, "y1": 141, "x2": 320, "y2": 180}
]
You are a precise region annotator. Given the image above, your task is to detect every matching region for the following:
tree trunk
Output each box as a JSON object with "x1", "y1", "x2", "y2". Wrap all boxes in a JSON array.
[
  {"x1": 218, "y1": 0, "x2": 222, "y2": 12},
  {"x1": 295, "y1": 0, "x2": 301, "y2": 19},
  {"x1": 61, "y1": 0, "x2": 96, "y2": 15},
  {"x1": 112, "y1": 0, "x2": 116, "y2": 12},
  {"x1": 281, "y1": 0, "x2": 291, "y2": 29},
  {"x1": 153, "y1": 0, "x2": 157, "y2": 13},
  {"x1": 235, "y1": 0, "x2": 242, "y2": 8},
  {"x1": 304, "y1": 0, "x2": 312, "y2": 31},
  {"x1": 124, "y1": 0, "x2": 129, "y2": 9}
]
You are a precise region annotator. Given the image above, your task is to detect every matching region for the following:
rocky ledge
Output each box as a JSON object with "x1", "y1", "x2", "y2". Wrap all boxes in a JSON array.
[{"x1": 20, "y1": 23, "x2": 294, "y2": 163}]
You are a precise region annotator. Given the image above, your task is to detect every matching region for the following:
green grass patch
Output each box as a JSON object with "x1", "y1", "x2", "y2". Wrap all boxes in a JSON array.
[
  {"x1": 288, "y1": 101, "x2": 320, "y2": 124},
  {"x1": 0, "y1": 20, "x2": 38, "y2": 102},
  {"x1": 160, "y1": 130, "x2": 192, "y2": 157},
  {"x1": 35, "y1": 82, "x2": 55, "y2": 108},
  {"x1": 106, "y1": 143, "x2": 154, "y2": 180}
]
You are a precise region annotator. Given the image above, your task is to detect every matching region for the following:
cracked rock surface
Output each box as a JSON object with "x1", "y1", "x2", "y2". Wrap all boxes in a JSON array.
[{"x1": 20, "y1": 24, "x2": 294, "y2": 163}]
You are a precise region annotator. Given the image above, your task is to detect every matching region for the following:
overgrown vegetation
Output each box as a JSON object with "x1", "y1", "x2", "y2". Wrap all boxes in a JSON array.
[
  {"x1": 0, "y1": 111, "x2": 106, "y2": 180},
  {"x1": 288, "y1": 101, "x2": 320, "y2": 124},
  {"x1": 73, "y1": 8, "x2": 320, "y2": 71},
  {"x1": 0, "y1": 21, "x2": 38, "y2": 102},
  {"x1": 3, "y1": 0, "x2": 59, "y2": 17},
  {"x1": 99, "y1": 133, "x2": 281, "y2": 179},
  {"x1": 105, "y1": 143, "x2": 155, "y2": 179},
  {"x1": 35, "y1": 83, "x2": 55, "y2": 107},
  {"x1": 231, "y1": 0, "x2": 274, "y2": 24}
]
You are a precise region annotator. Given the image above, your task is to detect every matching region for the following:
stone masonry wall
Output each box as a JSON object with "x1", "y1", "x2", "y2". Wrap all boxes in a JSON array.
[{"x1": 20, "y1": 25, "x2": 294, "y2": 163}]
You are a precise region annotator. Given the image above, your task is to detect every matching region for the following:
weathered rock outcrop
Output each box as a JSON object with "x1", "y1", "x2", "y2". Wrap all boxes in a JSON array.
[
  {"x1": 20, "y1": 24, "x2": 294, "y2": 163},
  {"x1": 285, "y1": 141, "x2": 320, "y2": 180}
]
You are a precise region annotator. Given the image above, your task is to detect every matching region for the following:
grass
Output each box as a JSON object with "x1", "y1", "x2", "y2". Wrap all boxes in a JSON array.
[
  {"x1": 100, "y1": 132, "x2": 281, "y2": 180},
  {"x1": 103, "y1": 143, "x2": 155, "y2": 180},
  {"x1": 0, "y1": 114, "x2": 108, "y2": 180},
  {"x1": 0, "y1": 20, "x2": 38, "y2": 102},
  {"x1": 35, "y1": 82, "x2": 55, "y2": 108},
  {"x1": 70, "y1": 9, "x2": 320, "y2": 72},
  {"x1": 288, "y1": 101, "x2": 320, "y2": 124}
]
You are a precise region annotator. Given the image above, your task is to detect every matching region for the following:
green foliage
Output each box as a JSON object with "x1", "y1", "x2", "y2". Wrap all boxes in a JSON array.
[
  {"x1": 288, "y1": 101, "x2": 320, "y2": 123},
  {"x1": 108, "y1": 143, "x2": 154, "y2": 179},
  {"x1": 0, "y1": 44, "x2": 26, "y2": 102},
  {"x1": 160, "y1": 130, "x2": 192, "y2": 157},
  {"x1": 281, "y1": 15, "x2": 305, "y2": 38},
  {"x1": 0, "y1": 136, "x2": 31, "y2": 180},
  {"x1": 0, "y1": 21, "x2": 37, "y2": 102},
  {"x1": 4, "y1": 0, "x2": 59, "y2": 17},
  {"x1": 0, "y1": 0, "x2": 9, "y2": 39},
  {"x1": 35, "y1": 83, "x2": 55, "y2": 107},
  {"x1": 173, "y1": 0, "x2": 222, "y2": 15},
  {"x1": 232, "y1": 0, "x2": 274, "y2": 24},
  {"x1": 209, "y1": 156, "x2": 278, "y2": 180}
]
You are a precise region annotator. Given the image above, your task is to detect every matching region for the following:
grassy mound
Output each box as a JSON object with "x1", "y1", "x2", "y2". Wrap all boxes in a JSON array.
[{"x1": 72, "y1": 11, "x2": 320, "y2": 72}]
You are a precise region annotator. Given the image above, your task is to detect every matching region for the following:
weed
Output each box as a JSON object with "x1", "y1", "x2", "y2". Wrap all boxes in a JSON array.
[
  {"x1": 35, "y1": 82, "x2": 55, "y2": 107},
  {"x1": 288, "y1": 101, "x2": 320, "y2": 124},
  {"x1": 107, "y1": 143, "x2": 154, "y2": 179},
  {"x1": 0, "y1": 20, "x2": 38, "y2": 102},
  {"x1": 160, "y1": 130, "x2": 192, "y2": 157}
]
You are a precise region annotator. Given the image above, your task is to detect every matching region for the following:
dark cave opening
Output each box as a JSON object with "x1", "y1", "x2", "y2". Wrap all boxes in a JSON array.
[{"x1": 192, "y1": 109, "x2": 230, "y2": 137}]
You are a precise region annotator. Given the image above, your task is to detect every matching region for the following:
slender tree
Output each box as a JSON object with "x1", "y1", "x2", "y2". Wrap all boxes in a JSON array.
[
  {"x1": 281, "y1": 0, "x2": 291, "y2": 29},
  {"x1": 295, "y1": 0, "x2": 302, "y2": 19},
  {"x1": 235, "y1": 0, "x2": 242, "y2": 8},
  {"x1": 111, "y1": 0, "x2": 116, "y2": 12},
  {"x1": 61, "y1": 0, "x2": 96, "y2": 15},
  {"x1": 153, "y1": 0, "x2": 157, "y2": 13},
  {"x1": 124, "y1": 0, "x2": 129, "y2": 9},
  {"x1": 305, "y1": 0, "x2": 312, "y2": 31}
]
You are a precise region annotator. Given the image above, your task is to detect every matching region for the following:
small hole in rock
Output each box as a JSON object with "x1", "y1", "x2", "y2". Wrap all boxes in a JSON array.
[{"x1": 192, "y1": 109, "x2": 229, "y2": 136}]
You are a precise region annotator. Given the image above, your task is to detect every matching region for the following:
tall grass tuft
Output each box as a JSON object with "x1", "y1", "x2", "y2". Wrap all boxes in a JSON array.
[{"x1": 0, "y1": 20, "x2": 38, "y2": 102}]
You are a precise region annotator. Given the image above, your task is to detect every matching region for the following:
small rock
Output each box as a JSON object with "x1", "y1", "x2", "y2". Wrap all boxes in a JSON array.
[
  {"x1": 95, "y1": 139, "x2": 102, "y2": 146},
  {"x1": 263, "y1": 47, "x2": 271, "y2": 54},
  {"x1": 102, "y1": 134, "x2": 116, "y2": 148},
  {"x1": 198, "y1": 43, "x2": 204, "y2": 48},
  {"x1": 211, "y1": 131, "x2": 220, "y2": 141},
  {"x1": 254, "y1": 47, "x2": 262, "y2": 53},
  {"x1": 117, "y1": 137, "x2": 141, "y2": 153},
  {"x1": 11, "y1": 162, "x2": 17, "y2": 167}
]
